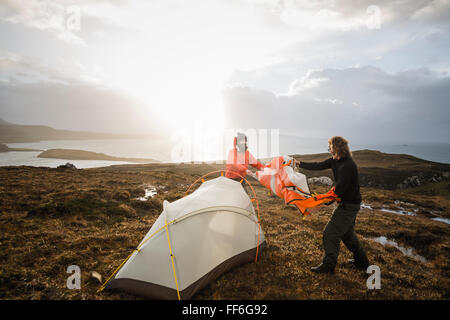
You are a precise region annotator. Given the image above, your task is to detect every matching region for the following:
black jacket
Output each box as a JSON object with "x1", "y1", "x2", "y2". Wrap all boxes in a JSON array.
[{"x1": 299, "y1": 157, "x2": 362, "y2": 204}]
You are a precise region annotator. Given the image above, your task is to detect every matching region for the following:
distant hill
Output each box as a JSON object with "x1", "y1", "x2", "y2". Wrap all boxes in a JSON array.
[
  {"x1": 0, "y1": 118, "x2": 151, "y2": 143},
  {"x1": 291, "y1": 149, "x2": 450, "y2": 190},
  {"x1": 38, "y1": 149, "x2": 160, "y2": 163}
]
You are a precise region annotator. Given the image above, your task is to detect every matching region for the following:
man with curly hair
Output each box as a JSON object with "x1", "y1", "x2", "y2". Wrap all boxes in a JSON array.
[{"x1": 294, "y1": 136, "x2": 370, "y2": 274}]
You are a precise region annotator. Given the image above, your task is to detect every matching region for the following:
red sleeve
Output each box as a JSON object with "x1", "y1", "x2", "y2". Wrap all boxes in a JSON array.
[{"x1": 226, "y1": 149, "x2": 247, "y2": 178}]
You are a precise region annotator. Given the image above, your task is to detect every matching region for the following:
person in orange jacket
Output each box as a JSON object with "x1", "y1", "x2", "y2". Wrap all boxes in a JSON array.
[{"x1": 225, "y1": 132, "x2": 265, "y2": 182}]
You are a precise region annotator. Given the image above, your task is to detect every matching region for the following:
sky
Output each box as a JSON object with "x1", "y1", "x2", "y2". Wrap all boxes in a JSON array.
[{"x1": 0, "y1": 0, "x2": 449, "y2": 144}]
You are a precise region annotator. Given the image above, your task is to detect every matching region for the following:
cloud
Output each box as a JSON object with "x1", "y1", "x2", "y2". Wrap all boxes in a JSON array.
[
  {"x1": 1, "y1": 0, "x2": 449, "y2": 141},
  {"x1": 410, "y1": 0, "x2": 450, "y2": 24},
  {"x1": 0, "y1": 81, "x2": 166, "y2": 135},
  {"x1": 0, "y1": 51, "x2": 105, "y2": 86},
  {"x1": 0, "y1": 52, "x2": 166, "y2": 135},
  {"x1": 223, "y1": 66, "x2": 450, "y2": 144},
  {"x1": 245, "y1": 0, "x2": 450, "y2": 29},
  {"x1": 0, "y1": 0, "x2": 84, "y2": 45},
  {"x1": 226, "y1": 3, "x2": 450, "y2": 94}
]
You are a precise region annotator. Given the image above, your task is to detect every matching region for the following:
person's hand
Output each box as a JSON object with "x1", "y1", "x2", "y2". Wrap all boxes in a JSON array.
[{"x1": 246, "y1": 169, "x2": 257, "y2": 179}]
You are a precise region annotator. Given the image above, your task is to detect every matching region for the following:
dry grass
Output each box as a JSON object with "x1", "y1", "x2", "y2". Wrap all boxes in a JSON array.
[{"x1": 0, "y1": 163, "x2": 448, "y2": 300}]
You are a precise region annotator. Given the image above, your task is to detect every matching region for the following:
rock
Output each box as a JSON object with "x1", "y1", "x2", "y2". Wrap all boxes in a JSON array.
[
  {"x1": 112, "y1": 190, "x2": 131, "y2": 201},
  {"x1": 399, "y1": 175, "x2": 423, "y2": 189},
  {"x1": 57, "y1": 162, "x2": 77, "y2": 169},
  {"x1": 0, "y1": 143, "x2": 9, "y2": 152},
  {"x1": 89, "y1": 271, "x2": 102, "y2": 283},
  {"x1": 428, "y1": 173, "x2": 444, "y2": 183},
  {"x1": 307, "y1": 176, "x2": 333, "y2": 186}
]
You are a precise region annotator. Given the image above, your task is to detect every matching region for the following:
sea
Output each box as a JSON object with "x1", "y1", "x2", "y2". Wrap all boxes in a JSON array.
[{"x1": 1, "y1": 136, "x2": 449, "y2": 168}]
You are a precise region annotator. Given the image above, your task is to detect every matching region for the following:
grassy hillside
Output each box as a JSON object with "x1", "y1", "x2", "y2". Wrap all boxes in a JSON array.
[
  {"x1": 293, "y1": 150, "x2": 450, "y2": 190},
  {"x1": 0, "y1": 119, "x2": 150, "y2": 143},
  {"x1": 0, "y1": 157, "x2": 448, "y2": 300}
]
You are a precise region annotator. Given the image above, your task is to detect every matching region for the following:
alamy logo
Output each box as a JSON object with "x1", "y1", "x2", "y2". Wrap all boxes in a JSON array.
[
  {"x1": 66, "y1": 6, "x2": 81, "y2": 31},
  {"x1": 366, "y1": 265, "x2": 381, "y2": 289},
  {"x1": 66, "y1": 265, "x2": 81, "y2": 290},
  {"x1": 366, "y1": 5, "x2": 382, "y2": 30}
]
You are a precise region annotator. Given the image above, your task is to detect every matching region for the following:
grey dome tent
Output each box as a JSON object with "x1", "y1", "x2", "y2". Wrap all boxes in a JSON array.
[{"x1": 101, "y1": 176, "x2": 266, "y2": 299}]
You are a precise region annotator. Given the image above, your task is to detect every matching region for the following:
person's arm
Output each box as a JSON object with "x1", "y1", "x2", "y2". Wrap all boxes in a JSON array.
[
  {"x1": 334, "y1": 163, "x2": 352, "y2": 198},
  {"x1": 297, "y1": 158, "x2": 332, "y2": 171},
  {"x1": 248, "y1": 152, "x2": 265, "y2": 170}
]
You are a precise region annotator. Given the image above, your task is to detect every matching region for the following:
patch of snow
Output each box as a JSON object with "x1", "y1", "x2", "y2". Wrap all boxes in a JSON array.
[
  {"x1": 135, "y1": 185, "x2": 157, "y2": 201},
  {"x1": 379, "y1": 208, "x2": 416, "y2": 216},
  {"x1": 361, "y1": 203, "x2": 373, "y2": 210},
  {"x1": 394, "y1": 200, "x2": 415, "y2": 207},
  {"x1": 370, "y1": 236, "x2": 427, "y2": 263},
  {"x1": 431, "y1": 217, "x2": 450, "y2": 225},
  {"x1": 378, "y1": 202, "x2": 449, "y2": 225},
  {"x1": 307, "y1": 176, "x2": 333, "y2": 186}
]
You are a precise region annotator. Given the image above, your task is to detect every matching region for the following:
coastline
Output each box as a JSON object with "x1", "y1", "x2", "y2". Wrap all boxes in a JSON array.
[{"x1": 0, "y1": 143, "x2": 42, "y2": 153}]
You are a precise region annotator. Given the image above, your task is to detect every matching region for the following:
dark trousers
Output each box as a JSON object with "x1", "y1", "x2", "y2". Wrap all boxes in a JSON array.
[{"x1": 322, "y1": 202, "x2": 369, "y2": 268}]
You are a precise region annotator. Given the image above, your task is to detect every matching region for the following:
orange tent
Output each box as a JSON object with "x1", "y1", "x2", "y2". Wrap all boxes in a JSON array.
[{"x1": 255, "y1": 156, "x2": 339, "y2": 215}]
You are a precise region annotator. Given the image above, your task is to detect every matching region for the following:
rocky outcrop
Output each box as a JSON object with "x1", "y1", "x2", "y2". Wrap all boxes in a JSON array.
[
  {"x1": 307, "y1": 176, "x2": 333, "y2": 186},
  {"x1": 397, "y1": 176, "x2": 421, "y2": 189},
  {"x1": 57, "y1": 162, "x2": 77, "y2": 170},
  {"x1": 396, "y1": 172, "x2": 448, "y2": 189}
]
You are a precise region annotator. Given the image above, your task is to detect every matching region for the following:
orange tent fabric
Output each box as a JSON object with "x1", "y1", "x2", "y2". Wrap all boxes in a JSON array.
[{"x1": 255, "y1": 156, "x2": 339, "y2": 215}]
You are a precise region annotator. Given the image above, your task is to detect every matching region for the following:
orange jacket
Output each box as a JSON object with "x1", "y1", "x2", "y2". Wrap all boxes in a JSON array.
[{"x1": 225, "y1": 145, "x2": 264, "y2": 179}]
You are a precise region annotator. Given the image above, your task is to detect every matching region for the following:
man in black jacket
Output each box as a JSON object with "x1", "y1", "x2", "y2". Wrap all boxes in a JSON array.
[{"x1": 294, "y1": 136, "x2": 370, "y2": 274}]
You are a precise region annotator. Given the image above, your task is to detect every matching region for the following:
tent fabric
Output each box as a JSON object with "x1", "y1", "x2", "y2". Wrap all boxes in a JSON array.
[
  {"x1": 106, "y1": 243, "x2": 266, "y2": 299},
  {"x1": 105, "y1": 176, "x2": 266, "y2": 299},
  {"x1": 256, "y1": 155, "x2": 311, "y2": 202},
  {"x1": 256, "y1": 155, "x2": 338, "y2": 215}
]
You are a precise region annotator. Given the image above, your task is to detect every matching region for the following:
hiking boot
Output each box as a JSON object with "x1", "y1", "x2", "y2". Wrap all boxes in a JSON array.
[
  {"x1": 310, "y1": 263, "x2": 335, "y2": 274},
  {"x1": 347, "y1": 258, "x2": 370, "y2": 270}
]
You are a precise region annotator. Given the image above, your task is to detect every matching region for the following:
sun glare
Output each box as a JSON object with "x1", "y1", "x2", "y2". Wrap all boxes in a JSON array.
[{"x1": 100, "y1": 1, "x2": 298, "y2": 139}]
